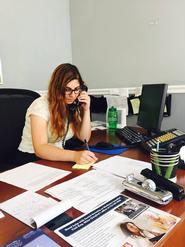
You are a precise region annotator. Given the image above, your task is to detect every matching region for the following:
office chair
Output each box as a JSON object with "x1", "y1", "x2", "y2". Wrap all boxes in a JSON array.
[
  {"x1": 0, "y1": 88, "x2": 40, "y2": 172},
  {"x1": 90, "y1": 95, "x2": 107, "y2": 122},
  {"x1": 90, "y1": 95, "x2": 107, "y2": 114}
]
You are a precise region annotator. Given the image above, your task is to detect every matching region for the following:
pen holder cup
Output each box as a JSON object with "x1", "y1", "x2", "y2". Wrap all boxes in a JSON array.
[{"x1": 150, "y1": 148, "x2": 179, "y2": 182}]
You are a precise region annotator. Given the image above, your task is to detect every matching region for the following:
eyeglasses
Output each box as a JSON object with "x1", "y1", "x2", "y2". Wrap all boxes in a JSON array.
[{"x1": 65, "y1": 86, "x2": 81, "y2": 95}]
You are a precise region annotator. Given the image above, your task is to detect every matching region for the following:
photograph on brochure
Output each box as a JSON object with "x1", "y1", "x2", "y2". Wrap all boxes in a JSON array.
[
  {"x1": 119, "y1": 206, "x2": 178, "y2": 247},
  {"x1": 115, "y1": 198, "x2": 149, "y2": 219},
  {"x1": 114, "y1": 199, "x2": 179, "y2": 247}
]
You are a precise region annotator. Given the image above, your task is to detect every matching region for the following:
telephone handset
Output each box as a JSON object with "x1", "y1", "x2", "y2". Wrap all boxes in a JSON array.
[{"x1": 68, "y1": 84, "x2": 88, "y2": 115}]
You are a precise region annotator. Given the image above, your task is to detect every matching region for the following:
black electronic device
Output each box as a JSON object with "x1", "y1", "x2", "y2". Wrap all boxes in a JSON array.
[
  {"x1": 140, "y1": 128, "x2": 185, "y2": 153},
  {"x1": 45, "y1": 212, "x2": 73, "y2": 231},
  {"x1": 64, "y1": 137, "x2": 85, "y2": 150},
  {"x1": 116, "y1": 84, "x2": 168, "y2": 146},
  {"x1": 116, "y1": 126, "x2": 147, "y2": 145},
  {"x1": 137, "y1": 83, "x2": 168, "y2": 135},
  {"x1": 94, "y1": 141, "x2": 114, "y2": 149},
  {"x1": 68, "y1": 84, "x2": 88, "y2": 115},
  {"x1": 141, "y1": 168, "x2": 185, "y2": 201}
]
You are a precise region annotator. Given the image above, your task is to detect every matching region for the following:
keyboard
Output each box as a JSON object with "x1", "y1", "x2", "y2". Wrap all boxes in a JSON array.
[{"x1": 116, "y1": 126, "x2": 145, "y2": 145}]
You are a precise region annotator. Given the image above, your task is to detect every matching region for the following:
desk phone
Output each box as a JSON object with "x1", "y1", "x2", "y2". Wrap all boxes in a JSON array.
[{"x1": 140, "y1": 129, "x2": 185, "y2": 152}]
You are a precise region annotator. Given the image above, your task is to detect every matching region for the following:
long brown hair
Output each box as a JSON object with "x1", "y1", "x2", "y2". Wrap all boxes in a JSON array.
[{"x1": 48, "y1": 63, "x2": 85, "y2": 140}]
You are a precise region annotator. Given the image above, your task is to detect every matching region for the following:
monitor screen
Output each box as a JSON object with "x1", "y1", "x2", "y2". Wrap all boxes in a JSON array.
[{"x1": 137, "y1": 84, "x2": 168, "y2": 135}]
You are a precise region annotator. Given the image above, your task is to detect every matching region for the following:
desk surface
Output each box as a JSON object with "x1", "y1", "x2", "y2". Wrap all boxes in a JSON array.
[{"x1": 1, "y1": 130, "x2": 185, "y2": 247}]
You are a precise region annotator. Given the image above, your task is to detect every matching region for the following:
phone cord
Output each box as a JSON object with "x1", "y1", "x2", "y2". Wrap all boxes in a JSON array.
[{"x1": 62, "y1": 117, "x2": 70, "y2": 148}]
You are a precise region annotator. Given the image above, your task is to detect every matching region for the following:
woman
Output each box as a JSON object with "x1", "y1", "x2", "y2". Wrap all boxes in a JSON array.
[
  {"x1": 120, "y1": 221, "x2": 164, "y2": 246},
  {"x1": 18, "y1": 63, "x2": 97, "y2": 165}
]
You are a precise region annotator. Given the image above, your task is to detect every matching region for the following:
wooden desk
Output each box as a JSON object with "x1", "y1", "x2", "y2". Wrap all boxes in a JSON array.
[{"x1": 1, "y1": 130, "x2": 185, "y2": 247}]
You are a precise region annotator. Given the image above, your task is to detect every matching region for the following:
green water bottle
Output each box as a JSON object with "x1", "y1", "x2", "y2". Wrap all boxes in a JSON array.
[{"x1": 108, "y1": 106, "x2": 118, "y2": 129}]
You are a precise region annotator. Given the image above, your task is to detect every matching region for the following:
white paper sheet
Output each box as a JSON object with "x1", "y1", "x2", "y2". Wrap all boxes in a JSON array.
[
  {"x1": 0, "y1": 162, "x2": 71, "y2": 191},
  {"x1": 91, "y1": 120, "x2": 106, "y2": 130},
  {"x1": 106, "y1": 95, "x2": 127, "y2": 109},
  {"x1": 0, "y1": 210, "x2": 5, "y2": 218},
  {"x1": 45, "y1": 169, "x2": 123, "y2": 213},
  {"x1": 0, "y1": 191, "x2": 71, "y2": 228},
  {"x1": 93, "y1": 156, "x2": 151, "y2": 180}
]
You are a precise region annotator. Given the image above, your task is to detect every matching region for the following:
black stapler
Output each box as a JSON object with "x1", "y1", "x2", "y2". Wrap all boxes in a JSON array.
[{"x1": 141, "y1": 168, "x2": 185, "y2": 201}]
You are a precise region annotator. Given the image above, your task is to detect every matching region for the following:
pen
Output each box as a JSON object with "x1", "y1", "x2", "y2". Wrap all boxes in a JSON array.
[{"x1": 84, "y1": 139, "x2": 90, "y2": 151}]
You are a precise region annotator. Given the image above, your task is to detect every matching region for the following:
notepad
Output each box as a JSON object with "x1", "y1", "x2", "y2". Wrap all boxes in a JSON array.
[{"x1": 72, "y1": 163, "x2": 93, "y2": 170}]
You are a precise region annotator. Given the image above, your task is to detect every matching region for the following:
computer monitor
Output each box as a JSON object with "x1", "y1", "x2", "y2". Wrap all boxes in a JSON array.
[{"x1": 137, "y1": 84, "x2": 168, "y2": 135}]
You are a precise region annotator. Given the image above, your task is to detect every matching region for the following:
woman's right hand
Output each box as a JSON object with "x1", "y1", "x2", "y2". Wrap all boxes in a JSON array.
[{"x1": 74, "y1": 150, "x2": 98, "y2": 164}]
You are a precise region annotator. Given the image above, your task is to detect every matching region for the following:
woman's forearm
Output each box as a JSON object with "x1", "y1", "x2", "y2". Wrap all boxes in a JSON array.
[
  {"x1": 78, "y1": 109, "x2": 91, "y2": 141},
  {"x1": 34, "y1": 143, "x2": 97, "y2": 164},
  {"x1": 34, "y1": 143, "x2": 76, "y2": 162}
]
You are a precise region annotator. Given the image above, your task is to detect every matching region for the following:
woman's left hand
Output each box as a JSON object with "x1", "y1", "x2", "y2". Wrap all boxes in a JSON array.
[{"x1": 78, "y1": 91, "x2": 90, "y2": 111}]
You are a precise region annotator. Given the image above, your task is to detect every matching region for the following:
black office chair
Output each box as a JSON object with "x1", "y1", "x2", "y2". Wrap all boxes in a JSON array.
[
  {"x1": 90, "y1": 95, "x2": 107, "y2": 114},
  {"x1": 89, "y1": 95, "x2": 108, "y2": 123},
  {"x1": 0, "y1": 88, "x2": 40, "y2": 172}
]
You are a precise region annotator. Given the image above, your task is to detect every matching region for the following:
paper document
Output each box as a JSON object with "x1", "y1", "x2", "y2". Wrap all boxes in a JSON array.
[
  {"x1": 93, "y1": 156, "x2": 151, "y2": 180},
  {"x1": 0, "y1": 210, "x2": 5, "y2": 218},
  {"x1": 91, "y1": 120, "x2": 106, "y2": 130},
  {"x1": 46, "y1": 169, "x2": 123, "y2": 213},
  {"x1": 55, "y1": 195, "x2": 180, "y2": 247},
  {"x1": 0, "y1": 191, "x2": 71, "y2": 228},
  {"x1": 130, "y1": 97, "x2": 140, "y2": 114},
  {"x1": 0, "y1": 162, "x2": 71, "y2": 191}
]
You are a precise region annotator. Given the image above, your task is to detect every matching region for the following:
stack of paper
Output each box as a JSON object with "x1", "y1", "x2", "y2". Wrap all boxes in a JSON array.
[{"x1": 0, "y1": 191, "x2": 71, "y2": 228}]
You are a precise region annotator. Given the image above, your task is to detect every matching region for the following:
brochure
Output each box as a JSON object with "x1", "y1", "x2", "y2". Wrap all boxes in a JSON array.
[
  {"x1": 55, "y1": 195, "x2": 180, "y2": 247},
  {"x1": 5, "y1": 228, "x2": 60, "y2": 247}
]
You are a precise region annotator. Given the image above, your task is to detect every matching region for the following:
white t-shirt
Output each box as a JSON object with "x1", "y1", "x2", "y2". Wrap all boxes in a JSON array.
[{"x1": 18, "y1": 94, "x2": 74, "y2": 153}]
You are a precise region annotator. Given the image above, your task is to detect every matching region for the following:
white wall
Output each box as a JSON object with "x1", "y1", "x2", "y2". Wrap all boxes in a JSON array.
[
  {"x1": 0, "y1": 0, "x2": 72, "y2": 90},
  {"x1": 70, "y1": 0, "x2": 185, "y2": 89}
]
